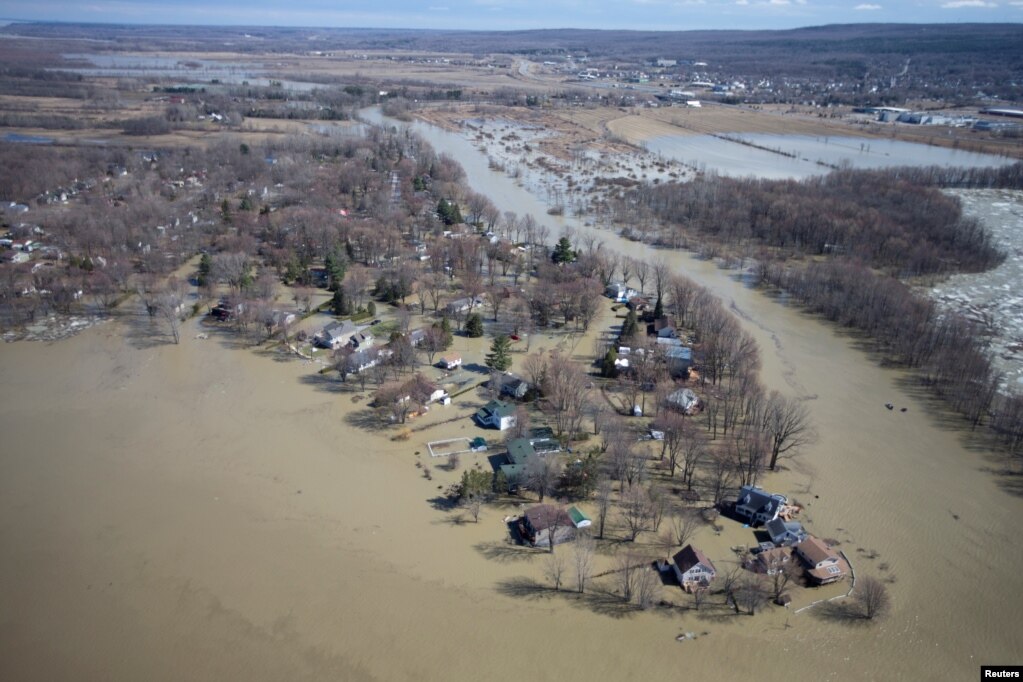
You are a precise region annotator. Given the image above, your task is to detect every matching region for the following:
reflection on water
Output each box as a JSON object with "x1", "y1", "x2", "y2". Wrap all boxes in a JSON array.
[{"x1": 644, "y1": 133, "x2": 1014, "y2": 179}]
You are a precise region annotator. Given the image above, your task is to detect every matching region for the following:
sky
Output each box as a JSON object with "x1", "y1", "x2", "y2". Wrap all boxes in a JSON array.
[{"x1": 1, "y1": 0, "x2": 1021, "y2": 31}]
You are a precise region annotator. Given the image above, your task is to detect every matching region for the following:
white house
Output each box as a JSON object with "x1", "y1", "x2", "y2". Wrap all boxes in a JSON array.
[
  {"x1": 314, "y1": 320, "x2": 360, "y2": 349},
  {"x1": 672, "y1": 545, "x2": 716, "y2": 592},
  {"x1": 438, "y1": 354, "x2": 462, "y2": 370},
  {"x1": 474, "y1": 400, "x2": 517, "y2": 430},
  {"x1": 605, "y1": 282, "x2": 639, "y2": 303}
]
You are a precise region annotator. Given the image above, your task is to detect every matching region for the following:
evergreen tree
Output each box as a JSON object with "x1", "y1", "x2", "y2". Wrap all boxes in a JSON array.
[
  {"x1": 331, "y1": 288, "x2": 349, "y2": 316},
  {"x1": 486, "y1": 335, "x2": 513, "y2": 372},
  {"x1": 493, "y1": 469, "x2": 509, "y2": 495},
  {"x1": 367, "y1": 301, "x2": 377, "y2": 317},
  {"x1": 197, "y1": 253, "x2": 212, "y2": 287},
  {"x1": 653, "y1": 296, "x2": 664, "y2": 320},
  {"x1": 437, "y1": 198, "x2": 463, "y2": 226},
  {"x1": 325, "y1": 250, "x2": 346, "y2": 292},
  {"x1": 438, "y1": 318, "x2": 454, "y2": 348},
  {"x1": 459, "y1": 469, "x2": 492, "y2": 501},
  {"x1": 552, "y1": 236, "x2": 576, "y2": 264},
  {"x1": 465, "y1": 312, "x2": 484, "y2": 338},
  {"x1": 620, "y1": 309, "x2": 639, "y2": 340},
  {"x1": 601, "y1": 346, "x2": 619, "y2": 378}
]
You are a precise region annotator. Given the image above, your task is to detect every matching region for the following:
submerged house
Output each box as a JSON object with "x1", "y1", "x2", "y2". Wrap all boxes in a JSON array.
[
  {"x1": 766, "y1": 518, "x2": 807, "y2": 547},
  {"x1": 734, "y1": 485, "x2": 787, "y2": 525},
  {"x1": 747, "y1": 546, "x2": 793, "y2": 575},
  {"x1": 497, "y1": 431, "x2": 562, "y2": 488},
  {"x1": 672, "y1": 544, "x2": 716, "y2": 592},
  {"x1": 519, "y1": 504, "x2": 576, "y2": 548},
  {"x1": 794, "y1": 536, "x2": 849, "y2": 585}
]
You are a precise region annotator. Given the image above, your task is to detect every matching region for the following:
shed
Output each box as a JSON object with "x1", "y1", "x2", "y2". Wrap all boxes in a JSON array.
[{"x1": 567, "y1": 506, "x2": 592, "y2": 529}]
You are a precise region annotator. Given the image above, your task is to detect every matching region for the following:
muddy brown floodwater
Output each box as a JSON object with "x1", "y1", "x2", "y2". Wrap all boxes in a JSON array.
[{"x1": 0, "y1": 110, "x2": 1021, "y2": 682}]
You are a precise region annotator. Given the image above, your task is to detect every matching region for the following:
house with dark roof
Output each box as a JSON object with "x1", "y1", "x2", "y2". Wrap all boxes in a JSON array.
[
  {"x1": 497, "y1": 433, "x2": 562, "y2": 488},
  {"x1": 766, "y1": 518, "x2": 807, "y2": 547},
  {"x1": 734, "y1": 485, "x2": 787, "y2": 525},
  {"x1": 474, "y1": 400, "x2": 517, "y2": 430},
  {"x1": 406, "y1": 327, "x2": 427, "y2": 347},
  {"x1": 519, "y1": 504, "x2": 576, "y2": 548},
  {"x1": 794, "y1": 536, "x2": 849, "y2": 585},
  {"x1": 672, "y1": 545, "x2": 716, "y2": 592},
  {"x1": 500, "y1": 375, "x2": 530, "y2": 400}
]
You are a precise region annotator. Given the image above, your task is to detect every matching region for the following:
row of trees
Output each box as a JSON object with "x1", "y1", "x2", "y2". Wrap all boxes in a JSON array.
[
  {"x1": 763, "y1": 258, "x2": 1023, "y2": 450},
  {"x1": 629, "y1": 169, "x2": 1004, "y2": 276}
]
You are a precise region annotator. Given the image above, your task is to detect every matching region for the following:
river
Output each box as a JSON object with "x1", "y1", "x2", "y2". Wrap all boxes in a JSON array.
[{"x1": 362, "y1": 106, "x2": 1023, "y2": 679}]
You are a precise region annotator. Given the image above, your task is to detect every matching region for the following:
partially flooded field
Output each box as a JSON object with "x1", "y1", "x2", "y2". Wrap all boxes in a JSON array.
[{"x1": 643, "y1": 133, "x2": 1015, "y2": 180}]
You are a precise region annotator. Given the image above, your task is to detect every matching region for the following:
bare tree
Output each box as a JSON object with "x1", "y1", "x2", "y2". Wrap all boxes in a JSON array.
[
  {"x1": 525, "y1": 455, "x2": 562, "y2": 503},
  {"x1": 854, "y1": 576, "x2": 891, "y2": 620},
  {"x1": 735, "y1": 574, "x2": 769, "y2": 615},
  {"x1": 464, "y1": 496, "x2": 482, "y2": 523},
  {"x1": 595, "y1": 478, "x2": 613, "y2": 540},
  {"x1": 621, "y1": 486, "x2": 652, "y2": 541},
  {"x1": 614, "y1": 552, "x2": 639, "y2": 603},
  {"x1": 542, "y1": 350, "x2": 590, "y2": 438},
  {"x1": 572, "y1": 532, "x2": 596, "y2": 593},
  {"x1": 155, "y1": 277, "x2": 186, "y2": 344},
  {"x1": 631, "y1": 257, "x2": 649, "y2": 294},
  {"x1": 762, "y1": 391, "x2": 817, "y2": 471},
  {"x1": 670, "y1": 510, "x2": 699, "y2": 550},
  {"x1": 770, "y1": 561, "x2": 802, "y2": 603},
  {"x1": 544, "y1": 550, "x2": 568, "y2": 591},
  {"x1": 635, "y1": 563, "x2": 661, "y2": 610}
]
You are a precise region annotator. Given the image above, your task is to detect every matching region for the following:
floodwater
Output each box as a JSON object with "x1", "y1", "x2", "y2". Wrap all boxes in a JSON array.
[
  {"x1": 643, "y1": 133, "x2": 1015, "y2": 179},
  {"x1": 1, "y1": 110, "x2": 1021, "y2": 682},
  {"x1": 58, "y1": 53, "x2": 326, "y2": 92}
]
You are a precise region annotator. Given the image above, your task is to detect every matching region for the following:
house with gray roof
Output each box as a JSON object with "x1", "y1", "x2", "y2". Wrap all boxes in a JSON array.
[
  {"x1": 314, "y1": 320, "x2": 360, "y2": 349},
  {"x1": 734, "y1": 485, "x2": 787, "y2": 525},
  {"x1": 766, "y1": 518, "x2": 807, "y2": 547},
  {"x1": 497, "y1": 432, "x2": 562, "y2": 488}
]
